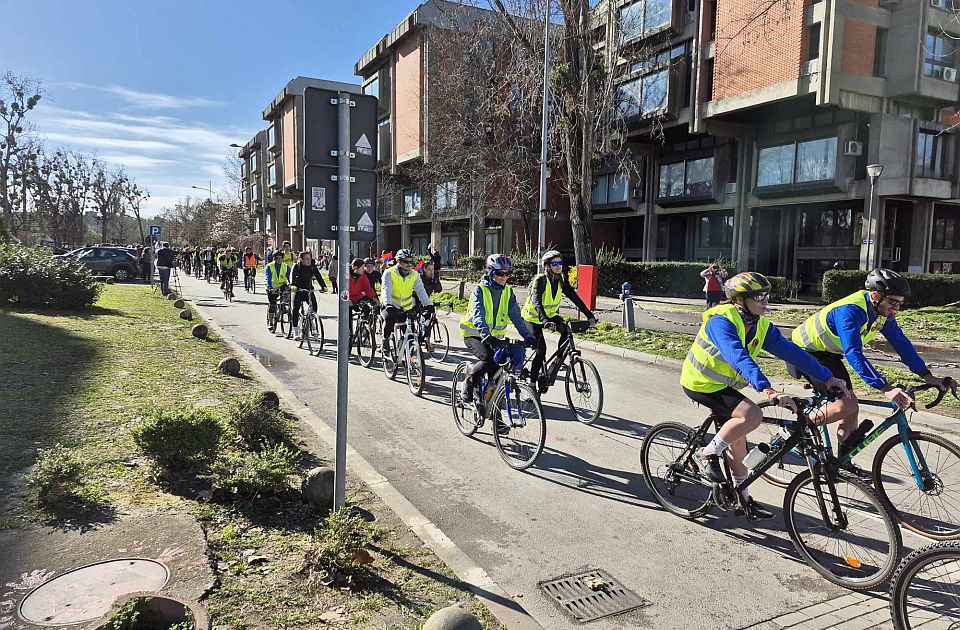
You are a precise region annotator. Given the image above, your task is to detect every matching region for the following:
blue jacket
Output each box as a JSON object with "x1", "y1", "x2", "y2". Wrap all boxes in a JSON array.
[
  {"x1": 470, "y1": 276, "x2": 534, "y2": 341},
  {"x1": 828, "y1": 303, "x2": 928, "y2": 389},
  {"x1": 704, "y1": 315, "x2": 833, "y2": 392},
  {"x1": 264, "y1": 262, "x2": 291, "y2": 291}
]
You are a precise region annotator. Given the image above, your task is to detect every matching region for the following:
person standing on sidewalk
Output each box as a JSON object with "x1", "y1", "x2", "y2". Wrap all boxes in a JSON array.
[
  {"x1": 328, "y1": 254, "x2": 338, "y2": 292},
  {"x1": 156, "y1": 242, "x2": 176, "y2": 295},
  {"x1": 139, "y1": 244, "x2": 153, "y2": 282},
  {"x1": 701, "y1": 263, "x2": 728, "y2": 307}
]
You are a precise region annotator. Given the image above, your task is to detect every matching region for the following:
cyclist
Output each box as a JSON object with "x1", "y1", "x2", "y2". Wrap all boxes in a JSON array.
[
  {"x1": 349, "y1": 258, "x2": 378, "y2": 305},
  {"x1": 791, "y1": 268, "x2": 952, "y2": 473},
  {"x1": 522, "y1": 250, "x2": 597, "y2": 393},
  {"x1": 290, "y1": 250, "x2": 327, "y2": 340},
  {"x1": 380, "y1": 248, "x2": 434, "y2": 355},
  {"x1": 242, "y1": 247, "x2": 260, "y2": 289},
  {"x1": 458, "y1": 254, "x2": 536, "y2": 404},
  {"x1": 363, "y1": 258, "x2": 383, "y2": 294},
  {"x1": 681, "y1": 272, "x2": 849, "y2": 520},
  {"x1": 280, "y1": 240, "x2": 297, "y2": 266},
  {"x1": 217, "y1": 247, "x2": 239, "y2": 296},
  {"x1": 265, "y1": 251, "x2": 292, "y2": 330},
  {"x1": 203, "y1": 246, "x2": 214, "y2": 280}
]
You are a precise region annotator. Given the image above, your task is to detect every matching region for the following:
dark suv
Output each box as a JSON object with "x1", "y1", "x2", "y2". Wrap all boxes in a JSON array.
[{"x1": 58, "y1": 247, "x2": 139, "y2": 281}]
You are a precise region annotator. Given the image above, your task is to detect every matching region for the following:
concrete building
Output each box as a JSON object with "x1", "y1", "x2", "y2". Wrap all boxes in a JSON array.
[
  {"x1": 238, "y1": 129, "x2": 274, "y2": 253},
  {"x1": 593, "y1": 0, "x2": 960, "y2": 292},
  {"x1": 353, "y1": 0, "x2": 572, "y2": 264},
  {"x1": 258, "y1": 76, "x2": 361, "y2": 252}
]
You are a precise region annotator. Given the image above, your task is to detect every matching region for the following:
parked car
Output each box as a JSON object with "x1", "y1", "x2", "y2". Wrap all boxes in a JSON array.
[{"x1": 56, "y1": 247, "x2": 138, "y2": 281}]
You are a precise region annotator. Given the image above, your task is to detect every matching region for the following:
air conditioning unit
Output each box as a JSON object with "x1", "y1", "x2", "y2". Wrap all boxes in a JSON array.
[
  {"x1": 943, "y1": 67, "x2": 958, "y2": 82},
  {"x1": 844, "y1": 140, "x2": 863, "y2": 156},
  {"x1": 801, "y1": 59, "x2": 819, "y2": 76},
  {"x1": 724, "y1": 182, "x2": 737, "y2": 194}
]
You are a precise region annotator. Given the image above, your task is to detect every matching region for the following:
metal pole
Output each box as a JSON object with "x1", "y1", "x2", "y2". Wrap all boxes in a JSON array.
[
  {"x1": 536, "y1": 0, "x2": 551, "y2": 257},
  {"x1": 334, "y1": 92, "x2": 351, "y2": 511},
  {"x1": 865, "y1": 176, "x2": 876, "y2": 269}
]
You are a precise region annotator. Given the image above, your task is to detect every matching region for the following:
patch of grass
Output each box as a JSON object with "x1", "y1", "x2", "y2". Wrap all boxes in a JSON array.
[
  {"x1": 896, "y1": 305, "x2": 960, "y2": 345},
  {"x1": 214, "y1": 443, "x2": 299, "y2": 497},
  {"x1": 576, "y1": 321, "x2": 690, "y2": 360},
  {"x1": 25, "y1": 444, "x2": 108, "y2": 509},
  {"x1": 226, "y1": 395, "x2": 294, "y2": 449},
  {"x1": 304, "y1": 508, "x2": 382, "y2": 584},
  {"x1": 132, "y1": 407, "x2": 224, "y2": 472},
  {"x1": 432, "y1": 291, "x2": 469, "y2": 314}
]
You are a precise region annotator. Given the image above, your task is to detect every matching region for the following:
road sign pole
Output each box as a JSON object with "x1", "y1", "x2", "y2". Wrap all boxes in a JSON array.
[{"x1": 333, "y1": 93, "x2": 351, "y2": 511}]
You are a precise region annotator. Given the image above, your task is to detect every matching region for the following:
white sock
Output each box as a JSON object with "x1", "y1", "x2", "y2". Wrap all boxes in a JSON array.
[
  {"x1": 701, "y1": 435, "x2": 730, "y2": 457},
  {"x1": 733, "y1": 475, "x2": 750, "y2": 500}
]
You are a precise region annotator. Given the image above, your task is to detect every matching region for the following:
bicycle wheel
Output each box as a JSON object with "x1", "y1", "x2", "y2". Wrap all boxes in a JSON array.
[
  {"x1": 784, "y1": 469, "x2": 902, "y2": 590},
  {"x1": 873, "y1": 432, "x2": 960, "y2": 540},
  {"x1": 355, "y1": 320, "x2": 375, "y2": 368},
  {"x1": 640, "y1": 422, "x2": 713, "y2": 519},
  {"x1": 491, "y1": 379, "x2": 545, "y2": 470},
  {"x1": 299, "y1": 315, "x2": 312, "y2": 352},
  {"x1": 429, "y1": 321, "x2": 449, "y2": 363},
  {"x1": 758, "y1": 408, "x2": 808, "y2": 488},
  {"x1": 278, "y1": 308, "x2": 289, "y2": 338},
  {"x1": 311, "y1": 313, "x2": 325, "y2": 349},
  {"x1": 451, "y1": 362, "x2": 479, "y2": 437},
  {"x1": 383, "y1": 336, "x2": 399, "y2": 380},
  {"x1": 266, "y1": 309, "x2": 275, "y2": 332},
  {"x1": 405, "y1": 338, "x2": 425, "y2": 396},
  {"x1": 889, "y1": 540, "x2": 960, "y2": 630},
  {"x1": 564, "y1": 356, "x2": 603, "y2": 424}
]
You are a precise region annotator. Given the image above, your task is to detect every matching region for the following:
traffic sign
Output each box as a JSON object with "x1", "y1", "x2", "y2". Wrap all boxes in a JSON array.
[
  {"x1": 149, "y1": 225, "x2": 161, "y2": 236},
  {"x1": 303, "y1": 87, "x2": 379, "y2": 172},
  {"x1": 304, "y1": 167, "x2": 377, "y2": 241}
]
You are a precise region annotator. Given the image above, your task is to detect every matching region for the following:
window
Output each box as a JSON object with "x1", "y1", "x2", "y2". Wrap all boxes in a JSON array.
[
  {"x1": 268, "y1": 162, "x2": 277, "y2": 187},
  {"x1": 436, "y1": 180, "x2": 457, "y2": 210},
  {"x1": 265, "y1": 213, "x2": 273, "y2": 230},
  {"x1": 403, "y1": 187, "x2": 421, "y2": 216},
  {"x1": 241, "y1": 161, "x2": 248, "y2": 178},
  {"x1": 916, "y1": 129, "x2": 944, "y2": 179},
  {"x1": 756, "y1": 137, "x2": 837, "y2": 187},
  {"x1": 874, "y1": 29, "x2": 887, "y2": 77},
  {"x1": 798, "y1": 207, "x2": 863, "y2": 247},
  {"x1": 363, "y1": 77, "x2": 379, "y2": 98},
  {"x1": 924, "y1": 32, "x2": 956, "y2": 79},
  {"x1": 592, "y1": 172, "x2": 631, "y2": 205},
  {"x1": 807, "y1": 24, "x2": 821, "y2": 61},
  {"x1": 658, "y1": 157, "x2": 715, "y2": 199},
  {"x1": 931, "y1": 0, "x2": 960, "y2": 11},
  {"x1": 287, "y1": 205, "x2": 298, "y2": 227},
  {"x1": 696, "y1": 212, "x2": 734, "y2": 248},
  {"x1": 267, "y1": 124, "x2": 277, "y2": 149},
  {"x1": 618, "y1": 70, "x2": 668, "y2": 118},
  {"x1": 619, "y1": 0, "x2": 672, "y2": 43},
  {"x1": 251, "y1": 183, "x2": 260, "y2": 204},
  {"x1": 251, "y1": 152, "x2": 259, "y2": 173},
  {"x1": 932, "y1": 208, "x2": 959, "y2": 249}
]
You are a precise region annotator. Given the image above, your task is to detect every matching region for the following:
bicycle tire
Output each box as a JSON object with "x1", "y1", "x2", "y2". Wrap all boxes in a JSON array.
[
  {"x1": 312, "y1": 313, "x2": 325, "y2": 350},
  {"x1": 784, "y1": 469, "x2": 902, "y2": 590},
  {"x1": 451, "y1": 362, "x2": 479, "y2": 437},
  {"x1": 356, "y1": 320, "x2": 375, "y2": 368},
  {"x1": 299, "y1": 315, "x2": 312, "y2": 352},
  {"x1": 889, "y1": 540, "x2": 960, "y2": 630},
  {"x1": 873, "y1": 431, "x2": 960, "y2": 540},
  {"x1": 491, "y1": 379, "x2": 545, "y2": 470},
  {"x1": 405, "y1": 338, "x2": 425, "y2": 396},
  {"x1": 383, "y1": 335, "x2": 399, "y2": 380},
  {"x1": 564, "y1": 356, "x2": 603, "y2": 424},
  {"x1": 640, "y1": 422, "x2": 713, "y2": 519},
  {"x1": 278, "y1": 309, "x2": 289, "y2": 338},
  {"x1": 429, "y1": 321, "x2": 450, "y2": 363},
  {"x1": 758, "y1": 409, "x2": 807, "y2": 488}
]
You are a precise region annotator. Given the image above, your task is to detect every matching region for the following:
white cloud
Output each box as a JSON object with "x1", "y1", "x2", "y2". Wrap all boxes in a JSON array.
[
  {"x1": 43, "y1": 133, "x2": 178, "y2": 153},
  {"x1": 55, "y1": 82, "x2": 223, "y2": 110}
]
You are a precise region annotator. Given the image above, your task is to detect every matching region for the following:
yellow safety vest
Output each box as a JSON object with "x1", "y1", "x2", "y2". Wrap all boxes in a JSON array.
[
  {"x1": 385, "y1": 266, "x2": 417, "y2": 310},
  {"x1": 522, "y1": 273, "x2": 562, "y2": 324},
  {"x1": 680, "y1": 304, "x2": 771, "y2": 393},
  {"x1": 461, "y1": 285, "x2": 512, "y2": 339},
  {"x1": 791, "y1": 291, "x2": 882, "y2": 355},
  {"x1": 266, "y1": 262, "x2": 290, "y2": 289},
  {"x1": 281, "y1": 251, "x2": 296, "y2": 265}
]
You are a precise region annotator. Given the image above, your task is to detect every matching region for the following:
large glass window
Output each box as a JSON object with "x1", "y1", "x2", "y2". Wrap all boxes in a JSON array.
[
  {"x1": 241, "y1": 161, "x2": 248, "y2": 178},
  {"x1": 617, "y1": 68, "x2": 668, "y2": 118},
  {"x1": 924, "y1": 32, "x2": 957, "y2": 79},
  {"x1": 659, "y1": 157, "x2": 714, "y2": 199},
  {"x1": 436, "y1": 180, "x2": 457, "y2": 210},
  {"x1": 798, "y1": 207, "x2": 862, "y2": 247},
  {"x1": 916, "y1": 129, "x2": 944, "y2": 179},
  {"x1": 363, "y1": 77, "x2": 379, "y2": 98},
  {"x1": 697, "y1": 212, "x2": 734, "y2": 248},
  {"x1": 251, "y1": 152, "x2": 259, "y2": 172},
  {"x1": 592, "y1": 172, "x2": 631, "y2": 205},
  {"x1": 403, "y1": 187, "x2": 421, "y2": 216},
  {"x1": 267, "y1": 124, "x2": 277, "y2": 149},
  {"x1": 251, "y1": 183, "x2": 260, "y2": 204},
  {"x1": 659, "y1": 162, "x2": 685, "y2": 198},
  {"x1": 757, "y1": 137, "x2": 837, "y2": 187},
  {"x1": 268, "y1": 162, "x2": 277, "y2": 187},
  {"x1": 619, "y1": 0, "x2": 672, "y2": 43},
  {"x1": 933, "y1": 208, "x2": 959, "y2": 249}
]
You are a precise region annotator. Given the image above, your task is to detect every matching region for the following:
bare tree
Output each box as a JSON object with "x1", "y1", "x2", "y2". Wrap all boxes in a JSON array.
[
  {"x1": 0, "y1": 71, "x2": 43, "y2": 237},
  {"x1": 29, "y1": 148, "x2": 94, "y2": 246},
  {"x1": 89, "y1": 160, "x2": 131, "y2": 244},
  {"x1": 124, "y1": 180, "x2": 150, "y2": 245}
]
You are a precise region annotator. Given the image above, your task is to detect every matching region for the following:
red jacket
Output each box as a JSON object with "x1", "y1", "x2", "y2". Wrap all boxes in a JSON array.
[{"x1": 349, "y1": 272, "x2": 376, "y2": 303}]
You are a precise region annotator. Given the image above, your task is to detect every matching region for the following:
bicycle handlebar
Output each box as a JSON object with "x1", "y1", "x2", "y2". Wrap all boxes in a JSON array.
[{"x1": 902, "y1": 376, "x2": 959, "y2": 410}]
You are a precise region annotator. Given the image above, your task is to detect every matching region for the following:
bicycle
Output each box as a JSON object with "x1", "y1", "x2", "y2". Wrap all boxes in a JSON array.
[
  {"x1": 350, "y1": 300, "x2": 378, "y2": 368},
  {"x1": 640, "y1": 393, "x2": 903, "y2": 589},
  {"x1": 451, "y1": 338, "x2": 546, "y2": 470},
  {"x1": 220, "y1": 269, "x2": 234, "y2": 302},
  {"x1": 267, "y1": 287, "x2": 292, "y2": 337},
  {"x1": 531, "y1": 319, "x2": 603, "y2": 424},
  {"x1": 757, "y1": 378, "x2": 960, "y2": 540},
  {"x1": 417, "y1": 308, "x2": 449, "y2": 363},
  {"x1": 244, "y1": 267, "x2": 257, "y2": 293},
  {"x1": 382, "y1": 310, "x2": 426, "y2": 396},
  {"x1": 295, "y1": 289, "x2": 324, "y2": 353},
  {"x1": 888, "y1": 540, "x2": 960, "y2": 629}
]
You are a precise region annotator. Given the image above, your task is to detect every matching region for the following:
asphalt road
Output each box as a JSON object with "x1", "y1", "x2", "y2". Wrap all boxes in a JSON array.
[{"x1": 178, "y1": 273, "x2": 939, "y2": 630}]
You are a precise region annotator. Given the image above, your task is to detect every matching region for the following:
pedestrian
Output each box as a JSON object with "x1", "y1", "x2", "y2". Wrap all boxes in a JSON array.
[
  {"x1": 419, "y1": 259, "x2": 443, "y2": 296},
  {"x1": 428, "y1": 243, "x2": 442, "y2": 277},
  {"x1": 701, "y1": 262, "x2": 728, "y2": 308},
  {"x1": 156, "y1": 241, "x2": 176, "y2": 296},
  {"x1": 139, "y1": 245, "x2": 152, "y2": 282},
  {"x1": 328, "y1": 254, "x2": 338, "y2": 292}
]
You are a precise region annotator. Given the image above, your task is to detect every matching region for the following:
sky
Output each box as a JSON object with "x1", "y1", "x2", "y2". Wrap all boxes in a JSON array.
[{"x1": 1, "y1": 0, "x2": 422, "y2": 216}]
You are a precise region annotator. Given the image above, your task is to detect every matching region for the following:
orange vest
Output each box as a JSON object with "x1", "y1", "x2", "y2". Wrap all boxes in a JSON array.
[{"x1": 243, "y1": 254, "x2": 257, "y2": 268}]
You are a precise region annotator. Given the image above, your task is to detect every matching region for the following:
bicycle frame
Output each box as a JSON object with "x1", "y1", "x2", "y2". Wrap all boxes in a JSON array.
[{"x1": 540, "y1": 325, "x2": 580, "y2": 386}]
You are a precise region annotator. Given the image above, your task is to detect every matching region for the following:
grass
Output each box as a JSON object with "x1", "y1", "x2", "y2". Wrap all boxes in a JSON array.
[{"x1": 0, "y1": 284, "x2": 503, "y2": 629}]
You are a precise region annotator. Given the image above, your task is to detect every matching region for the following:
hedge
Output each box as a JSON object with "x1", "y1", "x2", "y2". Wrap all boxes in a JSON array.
[
  {"x1": 822, "y1": 270, "x2": 960, "y2": 307},
  {"x1": 0, "y1": 244, "x2": 101, "y2": 309}
]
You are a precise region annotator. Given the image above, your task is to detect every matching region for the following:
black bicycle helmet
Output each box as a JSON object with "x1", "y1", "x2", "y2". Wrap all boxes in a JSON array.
[{"x1": 865, "y1": 268, "x2": 910, "y2": 296}]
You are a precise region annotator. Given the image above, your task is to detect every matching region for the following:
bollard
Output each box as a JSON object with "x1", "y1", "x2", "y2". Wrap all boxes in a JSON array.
[
  {"x1": 621, "y1": 281, "x2": 636, "y2": 332},
  {"x1": 458, "y1": 279, "x2": 466, "y2": 300}
]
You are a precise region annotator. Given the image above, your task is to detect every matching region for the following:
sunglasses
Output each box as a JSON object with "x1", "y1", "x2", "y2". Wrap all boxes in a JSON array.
[
  {"x1": 750, "y1": 293, "x2": 771, "y2": 304},
  {"x1": 549, "y1": 261, "x2": 563, "y2": 267},
  {"x1": 493, "y1": 270, "x2": 512, "y2": 278},
  {"x1": 399, "y1": 258, "x2": 414, "y2": 264},
  {"x1": 884, "y1": 297, "x2": 905, "y2": 308}
]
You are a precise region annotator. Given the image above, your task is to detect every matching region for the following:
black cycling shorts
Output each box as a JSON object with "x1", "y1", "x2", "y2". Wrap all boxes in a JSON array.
[
  {"x1": 805, "y1": 351, "x2": 852, "y2": 391},
  {"x1": 682, "y1": 386, "x2": 748, "y2": 421}
]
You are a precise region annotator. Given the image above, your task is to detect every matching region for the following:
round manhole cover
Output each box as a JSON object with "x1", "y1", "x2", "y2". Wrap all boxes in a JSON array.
[{"x1": 18, "y1": 558, "x2": 169, "y2": 625}]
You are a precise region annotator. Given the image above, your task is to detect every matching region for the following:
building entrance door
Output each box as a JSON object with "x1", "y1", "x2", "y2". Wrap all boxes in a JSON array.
[{"x1": 882, "y1": 201, "x2": 913, "y2": 272}]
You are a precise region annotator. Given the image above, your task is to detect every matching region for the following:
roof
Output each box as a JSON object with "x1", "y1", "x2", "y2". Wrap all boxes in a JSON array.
[{"x1": 262, "y1": 76, "x2": 361, "y2": 120}]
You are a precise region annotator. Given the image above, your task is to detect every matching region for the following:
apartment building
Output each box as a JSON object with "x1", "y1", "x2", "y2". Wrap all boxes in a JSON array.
[
  {"x1": 595, "y1": 0, "x2": 960, "y2": 291},
  {"x1": 354, "y1": 0, "x2": 573, "y2": 264},
  {"x1": 255, "y1": 76, "x2": 362, "y2": 252},
  {"x1": 239, "y1": 129, "x2": 274, "y2": 251}
]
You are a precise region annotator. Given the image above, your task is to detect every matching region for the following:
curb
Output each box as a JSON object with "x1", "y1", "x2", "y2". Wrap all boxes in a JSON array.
[{"x1": 189, "y1": 298, "x2": 546, "y2": 630}]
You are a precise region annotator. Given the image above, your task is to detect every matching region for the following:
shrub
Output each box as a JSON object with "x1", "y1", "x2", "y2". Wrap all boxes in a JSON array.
[
  {"x1": 132, "y1": 408, "x2": 224, "y2": 470},
  {"x1": 0, "y1": 244, "x2": 101, "y2": 308},
  {"x1": 215, "y1": 443, "x2": 299, "y2": 496},
  {"x1": 822, "y1": 270, "x2": 960, "y2": 307},
  {"x1": 26, "y1": 444, "x2": 108, "y2": 508},
  {"x1": 305, "y1": 508, "x2": 381, "y2": 581},
  {"x1": 226, "y1": 394, "x2": 293, "y2": 448}
]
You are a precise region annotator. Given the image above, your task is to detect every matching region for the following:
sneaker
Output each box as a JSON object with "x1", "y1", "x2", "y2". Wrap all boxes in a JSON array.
[
  {"x1": 838, "y1": 459, "x2": 872, "y2": 480},
  {"x1": 460, "y1": 381, "x2": 473, "y2": 403},
  {"x1": 537, "y1": 375, "x2": 550, "y2": 395},
  {"x1": 694, "y1": 449, "x2": 725, "y2": 483},
  {"x1": 736, "y1": 498, "x2": 776, "y2": 521},
  {"x1": 426, "y1": 341, "x2": 435, "y2": 353}
]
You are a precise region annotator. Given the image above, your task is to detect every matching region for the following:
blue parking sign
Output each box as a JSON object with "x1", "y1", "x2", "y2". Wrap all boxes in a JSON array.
[{"x1": 149, "y1": 225, "x2": 161, "y2": 236}]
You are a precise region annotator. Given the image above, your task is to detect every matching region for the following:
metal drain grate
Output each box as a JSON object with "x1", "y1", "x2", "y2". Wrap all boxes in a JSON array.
[{"x1": 539, "y1": 569, "x2": 649, "y2": 623}]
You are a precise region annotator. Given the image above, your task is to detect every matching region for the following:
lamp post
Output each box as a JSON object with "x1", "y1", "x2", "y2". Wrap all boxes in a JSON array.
[
  {"x1": 865, "y1": 163, "x2": 883, "y2": 270},
  {"x1": 536, "y1": 0, "x2": 552, "y2": 257},
  {"x1": 191, "y1": 182, "x2": 214, "y2": 201}
]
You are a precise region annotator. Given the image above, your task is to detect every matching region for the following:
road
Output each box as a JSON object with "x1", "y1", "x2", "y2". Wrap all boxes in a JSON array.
[{"x1": 178, "y1": 273, "x2": 940, "y2": 630}]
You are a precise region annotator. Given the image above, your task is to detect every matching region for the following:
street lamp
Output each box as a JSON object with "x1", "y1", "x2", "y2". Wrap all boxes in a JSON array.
[
  {"x1": 865, "y1": 163, "x2": 883, "y2": 270},
  {"x1": 191, "y1": 182, "x2": 214, "y2": 200},
  {"x1": 537, "y1": 0, "x2": 552, "y2": 257}
]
